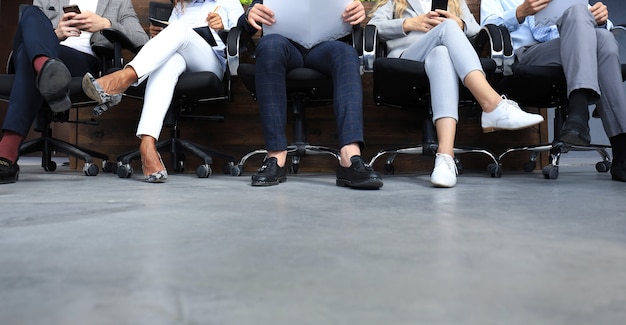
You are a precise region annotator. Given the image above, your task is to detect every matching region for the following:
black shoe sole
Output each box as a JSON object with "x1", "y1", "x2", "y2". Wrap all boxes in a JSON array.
[
  {"x1": 37, "y1": 59, "x2": 72, "y2": 113},
  {"x1": 0, "y1": 172, "x2": 19, "y2": 184},
  {"x1": 336, "y1": 178, "x2": 383, "y2": 190},
  {"x1": 559, "y1": 129, "x2": 591, "y2": 146},
  {"x1": 251, "y1": 176, "x2": 286, "y2": 186}
]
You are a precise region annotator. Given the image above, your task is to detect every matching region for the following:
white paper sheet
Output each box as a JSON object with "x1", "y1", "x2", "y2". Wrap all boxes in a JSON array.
[
  {"x1": 534, "y1": 0, "x2": 588, "y2": 27},
  {"x1": 263, "y1": 0, "x2": 353, "y2": 49}
]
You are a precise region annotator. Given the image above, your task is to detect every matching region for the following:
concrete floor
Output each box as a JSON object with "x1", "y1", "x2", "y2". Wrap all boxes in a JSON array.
[{"x1": 1, "y1": 153, "x2": 625, "y2": 325}]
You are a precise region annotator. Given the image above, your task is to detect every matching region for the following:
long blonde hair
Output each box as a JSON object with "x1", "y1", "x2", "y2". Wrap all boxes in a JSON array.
[{"x1": 371, "y1": 0, "x2": 461, "y2": 19}]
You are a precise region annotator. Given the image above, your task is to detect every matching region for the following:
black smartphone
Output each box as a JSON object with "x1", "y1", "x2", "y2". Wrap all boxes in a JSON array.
[
  {"x1": 431, "y1": 0, "x2": 447, "y2": 12},
  {"x1": 149, "y1": 18, "x2": 170, "y2": 28},
  {"x1": 62, "y1": 5, "x2": 81, "y2": 14}
]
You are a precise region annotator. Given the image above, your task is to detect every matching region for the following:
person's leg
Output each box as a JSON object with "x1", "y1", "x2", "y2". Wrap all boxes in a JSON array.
[
  {"x1": 135, "y1": 54, "x2": 187, "y2": 181},
  {"x1": 305, "y1": 41, "x2": 382, "y2": 189},
  {"x1": 250, "y1": 35, "x2": 304, "y2": 186}
]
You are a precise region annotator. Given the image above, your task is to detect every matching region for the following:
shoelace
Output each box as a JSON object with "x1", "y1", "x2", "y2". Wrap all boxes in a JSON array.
[{"x1": 436, "y1": 153, "x2": 458, "y2": 175}]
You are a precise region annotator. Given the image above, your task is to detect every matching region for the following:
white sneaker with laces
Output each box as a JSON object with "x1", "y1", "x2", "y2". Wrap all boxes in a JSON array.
[
  {"x1": 481, "y1": 96, "x2": 544, "y2": 133},
  {"x1": 430, "y1": 153, "x2": 458, "y2": 188}
]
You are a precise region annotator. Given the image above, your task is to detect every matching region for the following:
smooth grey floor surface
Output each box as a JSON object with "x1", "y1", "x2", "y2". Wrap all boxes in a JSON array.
[{"x1": 1, "y1": 154, "x2": 625, "y2": 325}]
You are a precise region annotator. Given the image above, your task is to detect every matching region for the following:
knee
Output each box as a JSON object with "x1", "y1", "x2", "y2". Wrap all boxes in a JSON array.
[
  {"x1": 256, "y1": 34, "x2": 291, "y2": 57},
  {"x1": 19, "y1": 6, "x2": 45, "y2": 26},
  {"x1": 425, "y1": 46, "x2": 450, "y2": 66}
]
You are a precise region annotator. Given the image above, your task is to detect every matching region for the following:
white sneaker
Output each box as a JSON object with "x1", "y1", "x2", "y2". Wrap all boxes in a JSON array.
[
  {"x1": 481, "y1": 96, "x2": 544, "y2": 133},
  {"x1": 430, "y1": 153, "x2": 458, "y2": 188}
]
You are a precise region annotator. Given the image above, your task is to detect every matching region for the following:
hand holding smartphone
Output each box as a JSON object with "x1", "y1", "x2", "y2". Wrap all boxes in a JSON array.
[{"x1": 431, "y1": 0, "x2": 447, "y2": 17}]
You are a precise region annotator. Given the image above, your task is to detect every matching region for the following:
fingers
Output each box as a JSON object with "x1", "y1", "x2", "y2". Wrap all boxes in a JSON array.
[
  {"x1": 207, "y1": 13, "x2": 224, "y2": 30},
  {"x1": 343, "y1": 1, "x2": 365, "y2": 25},
  {"x1": 149, "y1": 25, "x2": 163, "y2": 38},
  {"x1": 248, "y1": 4, "x2": 275, "y2": 30},
  {"x1": 590, "y1": 2, "x2": 608, "y2": 25}
]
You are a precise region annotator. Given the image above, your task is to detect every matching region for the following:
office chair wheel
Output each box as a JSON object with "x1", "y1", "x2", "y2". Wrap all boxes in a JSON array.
[
  {"x1": 175, "y1": 159, "x2": 185, "y2": 173},
  {"x1": 228, "y1": 164, "x2": 242, "y2": 176},
  {"x1": 523, "y1": 160, "x2": 537, "y2": 172},
  {"x1": 383, "y1": 163, "x2": 395, "y2": 175},
  {"x1": 196, "y1": 164, "x2": 212, "y2": 178},
  {"x1": 44, "y1": 160, "x2": 57, "y2": 172},
  {"x1": 454, "y1": 157, "x2": 463, "y2": 175},
  {"x1": 83, "y1": 163, "x2": 99, "y2": 176},
  {"x1": 595, "y1": 161, "x2": 611, "y2": 173},
  {"x1": 542, "y1": 165, "x2": 559, "y2": 180},
  {"x1": 487, "y1": 163, "x2": 503, "y2": 178},
  {"x1": 289, "y1": 163, "x2": 299, "y2": 174},
  {"x1": 117, "y1": 164, "x2": 133, "y2": 178},
  {"x1": 102, "y1": 161, "x2": 116, "y2": 173}
]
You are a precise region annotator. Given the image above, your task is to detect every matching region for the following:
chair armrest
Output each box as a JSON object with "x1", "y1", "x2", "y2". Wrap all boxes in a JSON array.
[
  {"x1": 362, "y1": 24, "x2": 378, "y2": 73},
  {"x1": 474, "y1": 24, "x2": 514, "y2": 76},
  {"x1": 226, "y1": 26, "x2": 256, "y2": 77},
  {"x1": 100, "y1": 28, "x2": 141, "y2": 53}
]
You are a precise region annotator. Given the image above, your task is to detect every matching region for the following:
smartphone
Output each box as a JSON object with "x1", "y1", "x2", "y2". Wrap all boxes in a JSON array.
[
  {"x1": 431, "y1": 0, "x2": 447, "y2": 17},
  {"x1": 149, "y1": 18, "x2": 170, "y2": 28},
  {"x1": 62, "y1": 5, "x2": 81, "y2": 14}
]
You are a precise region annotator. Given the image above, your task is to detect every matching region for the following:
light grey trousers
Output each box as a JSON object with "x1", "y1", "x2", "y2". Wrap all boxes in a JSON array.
[
  {"x1": 516, "y1": 4, "x2": 626, "y2": 138},
  {"x1": 400, "y1": 19, "x2": 484, "y2": 123}
]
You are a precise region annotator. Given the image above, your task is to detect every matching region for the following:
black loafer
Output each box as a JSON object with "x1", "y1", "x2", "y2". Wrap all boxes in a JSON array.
[
  {"x1": 611, "y1": 160, "x2": 626, "y2": 182},
  {"x1": 251, "y1": 157, "x2": 287, "y2": 186},
  {"x1": 336, "y1": 155, "x2": 383, "y2": 190},
  {"x1": 559, "y1": 119, "x2": 591, "y2": 146},
  {"x1": 0, "y1": 157, "x2": 19, "y2": 184},
  {"x1": 36, "y1": 58, "x2": 72, "y2": 113}
]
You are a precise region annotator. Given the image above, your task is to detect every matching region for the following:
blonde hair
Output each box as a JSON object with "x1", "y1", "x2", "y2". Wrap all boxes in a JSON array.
[{"x1": 371, "y1": 0, "x2": 462, "y2": 18}]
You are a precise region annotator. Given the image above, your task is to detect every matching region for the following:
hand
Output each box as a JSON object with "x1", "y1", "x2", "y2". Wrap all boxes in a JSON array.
[
  {"x1": 207, "y1": 12, "x2": 224, "y2": 31},
  {"x1": 342, "y1": 0, "x2": 365, "y2": 26},
  {"x1": 434, "y1": 9, "x2": 464, "y2": 30},
  {"x1": 402, "y1": 12, "x2": 443, "y2": 33},
  {"x1": 589, "y1": 2, "x2": 609, "y2": 26},
  {"x1": 149, "y1": 25, "x2": 163, "y2": 38},
  {"x1": 247, "y1": 4, "x2": 275, "y2": 31},
  {"x1": 516, "y1": 0, "x2": 551, "y2": 22},
  {"x1": 68, "y1": 11, "x2": 112, "y2": 33},
  {"x1": 55, "y1": 12, "x2": 82, "y2": 40}
]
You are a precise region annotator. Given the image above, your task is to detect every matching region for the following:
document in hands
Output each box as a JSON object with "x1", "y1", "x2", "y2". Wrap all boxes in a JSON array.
[
  {"x1": 533, "y1": 0, "x2": 588, "y2": 27},
  {"x1": 263, "y1": 0, "x2": 353, "y2": 49}
]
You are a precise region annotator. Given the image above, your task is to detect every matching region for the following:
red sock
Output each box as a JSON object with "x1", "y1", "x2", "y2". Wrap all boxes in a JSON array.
[
  {"x1": 0, "y1": 130, "x2": 24, "y2": 163},
  {"x1": 33, "y1": 56, "x2": 49, "y2": 74}
]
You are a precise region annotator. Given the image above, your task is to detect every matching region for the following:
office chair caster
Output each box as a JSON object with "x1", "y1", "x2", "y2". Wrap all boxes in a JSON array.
[
  {"x1": 383, "y1": 163, "x2": 395, "y2": 175},
  {"x1": 196, "y1": 164, "x2": 212, "y2": 178},
  {"x1": 487, "y1": 163, "x2": 503, "y2": 178},
  {"x1": 226, "y1": 163, "x2": 241, "y2": 176},
  {"x1": 542, "y1": 165, "x2": 559, "y2": 179},
  {"x1": 102, "y1": 161, "x2": 117, "y2": 173},
  {"x1": 83, "y1": 163, "x2": 99, "y2": 176},
  {"x1": 117, "y1": 163, "x2": 133, "y2": 178},
  {"x1": 44, "y1": 160, "x2": 57, "y2": 172},
  {"x1": 596, "y1": 160, "x2": 611, "y2": 173}
]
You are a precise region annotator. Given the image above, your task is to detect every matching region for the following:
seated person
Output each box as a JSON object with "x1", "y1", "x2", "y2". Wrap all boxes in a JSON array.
[
  {"x1": 368, "y1": 0, "x2": 544, "y2": 188},
  {"x1": 238, "y1": 0, "x2": 384, "y2": 189},
  {"x1": 481, "y1": 0, "x2": 626, "y2": 182},
  {"x1": 82, "y1": 0, "x2": 244, "y2": 183},
  {"x1": 0, "y1": 0, "x2": 149, "y2": 185}
]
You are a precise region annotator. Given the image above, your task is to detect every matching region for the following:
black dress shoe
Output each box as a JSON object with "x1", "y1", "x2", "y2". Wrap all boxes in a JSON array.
[
  {"x1": 336, "y1": 155, "x2": 383, "y2": 189},
  {"x1": 37, "y1": 58, "x2": 72, "y2": 113},
  {"x1": 559, "y1": 119, "x2": 591, "y2": 146},
  {"x1": 610, "y1": 160, "x2": 626, "y2": 182},
  {"x1": 251, "y1": 157, "x2": 287, "y2": 186},
  {"x1": 0, "y1": 157, "x2": 19, "y2": 184}
]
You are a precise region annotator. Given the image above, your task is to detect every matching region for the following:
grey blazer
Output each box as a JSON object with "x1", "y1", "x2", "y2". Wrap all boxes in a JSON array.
[
  {"x1": 34, "y1": 0, "x2": 149, "y2": 49},
  {"x1": 369, "y1": 0, "x2": 480, "y2": 58}
]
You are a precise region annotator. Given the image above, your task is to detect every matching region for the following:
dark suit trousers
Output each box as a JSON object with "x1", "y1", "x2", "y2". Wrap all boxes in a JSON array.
[
  {"x1": 254, "y1": 34, "x2": 365, "y2": 151},
  {"x1": 2, "y1": 6, "x2": 99, "y2": 137}
]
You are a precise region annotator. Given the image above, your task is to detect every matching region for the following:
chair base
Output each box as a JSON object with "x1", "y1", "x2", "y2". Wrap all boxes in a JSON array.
[
  {"x1": 498, "y1": 141, "x2": 612, "y2": 180},
  {"x1": 234, "y1": 142, "x2": 340, "y2": 176},
  {"x1": 19, "y1": 128, "x2": 111, "y2": 176},
  {"x1": 116, "y1": 130, "x2": 237, "y2": 179},
  {"x1": 368, "y1": 143, "x2": 503, "y2": 178}
]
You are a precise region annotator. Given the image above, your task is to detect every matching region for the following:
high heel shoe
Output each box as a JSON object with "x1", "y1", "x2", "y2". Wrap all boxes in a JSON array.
[
  {"x1": 142, "y1": 152, "x2": 168, "y2": 183},
  {"x1": 82, "y1": 72, "x2": 123, "y2": 109}
]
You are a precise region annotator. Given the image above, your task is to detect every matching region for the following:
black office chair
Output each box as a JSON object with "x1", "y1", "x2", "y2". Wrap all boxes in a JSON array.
[
  {"x1": 492, "y1": 16, "x2": 626, "y2": 179},
  {"x1": 0, "y1": 5, "x2": 139, "y2": 176},
  {"x1": 363, "y1": 24, "x2": 503, "y2": 178},
  {"x1": 115, "y1": 1, "x2": 237, "y2": 179},
  {"x1": 226, "y1": 25, "x2": 367, "y2": 176}
]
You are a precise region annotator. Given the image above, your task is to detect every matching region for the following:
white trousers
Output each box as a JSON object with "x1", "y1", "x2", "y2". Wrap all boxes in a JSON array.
[
  {"x1": 400, "y1": 20, "x2": 483, "y2": 123},
  {"x1": 130, "y1": 20, "x2": 225, "y2": 139}
]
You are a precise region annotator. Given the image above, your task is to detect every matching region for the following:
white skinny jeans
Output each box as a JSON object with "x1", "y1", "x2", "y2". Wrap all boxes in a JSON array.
[
  {"x1": 400, "y1": 20, "x2": 483, "y2": 123},
  {"x1": 129, "y1": 20, "x2": 225, "y2": 139}
]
